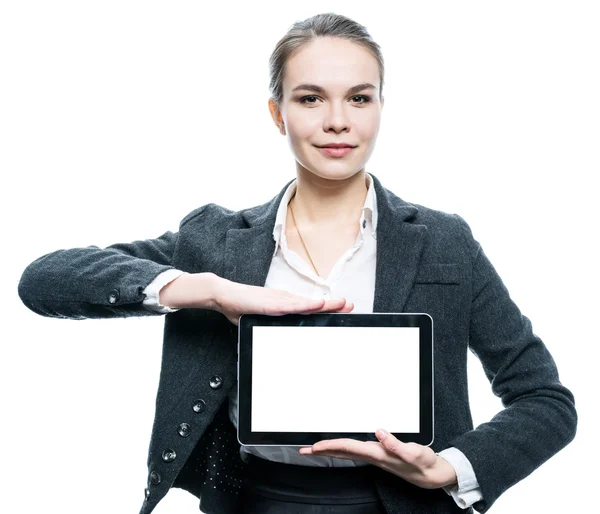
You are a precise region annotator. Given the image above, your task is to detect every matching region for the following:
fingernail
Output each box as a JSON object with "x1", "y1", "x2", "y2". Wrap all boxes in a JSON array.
[{"x1": 376, "y1": 429, "x2": 389, "y2": 440}]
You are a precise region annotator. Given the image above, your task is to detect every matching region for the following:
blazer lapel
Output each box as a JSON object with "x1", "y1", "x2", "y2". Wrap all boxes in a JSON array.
[
  {"x1": 369, "y1": 174, "x2": 427, "y2": 313},
  {"x1": 224, "y1": 173, "x2": 427, "y2": 314},
  {"x1": 222, "y1": 180, "x2": 288, "y2": 288}
]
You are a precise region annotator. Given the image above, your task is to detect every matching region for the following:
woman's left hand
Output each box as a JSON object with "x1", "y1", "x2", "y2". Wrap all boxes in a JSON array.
[{"x1": 298, "y1": 429, "x2": 458, "y2": 490}]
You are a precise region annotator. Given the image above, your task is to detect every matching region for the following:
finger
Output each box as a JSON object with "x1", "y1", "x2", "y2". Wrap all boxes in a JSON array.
[
  {"x1": 375, "y1": 429, "x2": 421, "y2": 464},
  {"x1": 298, "y1": 302, "x2": 354, "y2": 315},
  {"x1": 298, "y1": 298, "x2": 329, "y2": 309},
  {"x1": 298, "y1": 304, "x2": 354, "y2": 316},
  {"x1": 286, "y1": 298, "x2": 326, "y2": 313},
  {"x1": 297, "y1": 298, "x2": 347, "y2": 314},
  {"x1": 308, "y1": 439, "x2": 384, "y2": 463},
  {"x1": 312, "y1": 438, "x2": 364, "y2": 454},
  {"x1": 330, "y1": 303, "x2": 354, "y2": 313},
  {"x1": 337, "y1": 301, "x2": 354, "y2": 312},
  {"x1": 319, "y1": 298, "x2": 350, "y2": 311}
]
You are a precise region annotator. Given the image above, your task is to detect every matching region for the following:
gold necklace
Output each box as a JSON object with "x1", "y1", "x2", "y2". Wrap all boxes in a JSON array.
[
  {"x1": 288, "y1": 178, "x2": 368, "y2": 280},
  {"x1": 288, "y1": 194, "x2": 321, "y2": 278}
]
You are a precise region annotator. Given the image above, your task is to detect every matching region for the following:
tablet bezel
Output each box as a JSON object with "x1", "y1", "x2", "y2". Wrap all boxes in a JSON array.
[{"x1": 237, "y1": 312, "x2": 434, "y2": 447}]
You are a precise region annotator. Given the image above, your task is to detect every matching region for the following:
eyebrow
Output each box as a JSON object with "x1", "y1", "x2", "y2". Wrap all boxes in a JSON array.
[{"x1": 291, "y1": 83, "x2": 376, "y2": 95}]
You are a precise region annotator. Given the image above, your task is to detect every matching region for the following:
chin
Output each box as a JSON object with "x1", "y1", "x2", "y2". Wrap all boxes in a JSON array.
[{"x1": 300, "y1": 166, "x2": 364, "y2": 182}]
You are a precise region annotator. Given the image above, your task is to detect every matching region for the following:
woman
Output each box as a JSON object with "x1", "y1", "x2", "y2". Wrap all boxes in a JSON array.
[{"x1": 18, "y1": 12, "x2": 576, "y2": 514}]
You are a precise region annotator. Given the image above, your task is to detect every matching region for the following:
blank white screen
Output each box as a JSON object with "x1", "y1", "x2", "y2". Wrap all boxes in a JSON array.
[{"x1": 251, "y1": 326, "x2": 420, "y2": 433}]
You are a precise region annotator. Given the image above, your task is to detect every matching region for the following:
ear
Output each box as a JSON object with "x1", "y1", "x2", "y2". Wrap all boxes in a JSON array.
[{"x1": 268, "y1": 98, "x2": 285, "y2": 134}]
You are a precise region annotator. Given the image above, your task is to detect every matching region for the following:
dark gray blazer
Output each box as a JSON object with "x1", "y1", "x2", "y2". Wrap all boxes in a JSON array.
[{"x1": 18, "y1": 173, "x2": 577, "y2": 514}]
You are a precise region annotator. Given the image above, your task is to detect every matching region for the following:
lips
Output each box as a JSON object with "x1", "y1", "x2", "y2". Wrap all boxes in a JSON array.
[{"x1": 318, "y1": 146, "x2": 355, "y2": 157}]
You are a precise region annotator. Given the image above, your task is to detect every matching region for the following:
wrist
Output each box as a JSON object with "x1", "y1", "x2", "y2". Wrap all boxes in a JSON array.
[
  {"x1": 210, "y1": 274, "x2": 231, "y2": 313},
  {"x1": 433, "y1": 454, "x2": 458, "y2": 489},
  {"x1": 160, "y1": 272, "x2": 220, "y2": 310}
]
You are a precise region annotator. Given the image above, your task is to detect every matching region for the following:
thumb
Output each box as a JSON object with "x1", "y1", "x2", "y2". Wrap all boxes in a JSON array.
[{"x1": 375, "y1": 429, "x2": 414, "y2": 461}]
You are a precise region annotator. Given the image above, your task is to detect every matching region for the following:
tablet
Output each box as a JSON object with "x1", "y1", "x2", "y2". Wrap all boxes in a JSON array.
[{"x1": 237, "y1": 312, "x2": 433, "y2": 447}]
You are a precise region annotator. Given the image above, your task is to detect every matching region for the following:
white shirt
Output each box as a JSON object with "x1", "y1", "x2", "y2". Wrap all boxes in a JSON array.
[{"x1": 143, "y1": 173, "x2": 483, "y2": 508}]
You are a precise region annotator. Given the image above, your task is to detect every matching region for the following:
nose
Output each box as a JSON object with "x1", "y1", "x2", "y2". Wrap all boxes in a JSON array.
[{"x1": 323, "y1": 102, "x2": 351, "y2": 133}]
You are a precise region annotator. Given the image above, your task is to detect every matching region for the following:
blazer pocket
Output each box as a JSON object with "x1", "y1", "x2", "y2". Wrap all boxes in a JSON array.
[{"x1": 414, "y1": 263, "x2": 461, "y2": 285}]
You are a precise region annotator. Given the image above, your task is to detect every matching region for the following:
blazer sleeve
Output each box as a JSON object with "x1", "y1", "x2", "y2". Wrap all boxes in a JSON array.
[
  {"x1": 446, "y1": 214, "x2": 577, "y2": 513},
  {"x1": 17, "y1": 229, "x2": 179, "y2": 320}
]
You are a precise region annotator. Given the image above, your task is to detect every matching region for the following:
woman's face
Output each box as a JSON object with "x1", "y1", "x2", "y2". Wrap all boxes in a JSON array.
[{"x1": 269, "y1": 37, "x2": 384, "y2": 181}]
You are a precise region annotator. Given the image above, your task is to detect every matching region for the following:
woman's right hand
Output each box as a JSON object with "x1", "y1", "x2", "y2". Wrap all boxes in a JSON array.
[{"x1": 212, "y1": 275, "x2": 354, "y2": 326}]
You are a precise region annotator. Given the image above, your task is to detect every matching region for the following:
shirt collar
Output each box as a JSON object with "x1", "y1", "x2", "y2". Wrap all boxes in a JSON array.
[{"x1": 272, "y1": 172, "x2": 378, "y2": 255}]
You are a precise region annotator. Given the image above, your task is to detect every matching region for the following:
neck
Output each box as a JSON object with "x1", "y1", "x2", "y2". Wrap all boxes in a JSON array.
[{"x1": 289, "y1": 169, "x2": 369, "y2": 229}]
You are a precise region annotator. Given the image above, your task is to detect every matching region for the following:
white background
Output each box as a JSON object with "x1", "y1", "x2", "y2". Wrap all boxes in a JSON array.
[{"x1": 2, "y1": 1, "x2": 598, "y2": 512}]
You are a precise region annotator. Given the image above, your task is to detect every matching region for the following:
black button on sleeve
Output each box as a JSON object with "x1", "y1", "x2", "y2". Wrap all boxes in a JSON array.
[
  {"x1": 107, "y1": 289, "x2": 120, "y2": 304},
  {"x1": 149, "y1": 471, "x2": 161, "y2": 484}
]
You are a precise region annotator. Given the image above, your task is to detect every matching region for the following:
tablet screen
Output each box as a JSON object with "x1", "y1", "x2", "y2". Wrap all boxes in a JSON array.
[{"x1": 251, "y1": 326, "x2": 420, "y2": 433}]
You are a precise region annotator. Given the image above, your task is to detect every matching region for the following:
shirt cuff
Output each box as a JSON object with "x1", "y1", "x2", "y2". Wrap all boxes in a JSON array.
[
  {"x1": 437, "y1": 447, "x2": 484, "y2": 509},
  {"x1": 142, "y1": 269, "x2": 188, "y2": 313}
]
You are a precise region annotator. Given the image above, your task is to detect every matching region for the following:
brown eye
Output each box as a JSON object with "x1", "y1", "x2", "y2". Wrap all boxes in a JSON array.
[
  {"x1": 298, "y1": 95, "x2": 371, "y2": 105},
  {"x1": 351, "y1": 95, "x2": 372, "y2": 104},
  {"x1": 299, "y1": 95, "x2": 319, "y2": 104}
]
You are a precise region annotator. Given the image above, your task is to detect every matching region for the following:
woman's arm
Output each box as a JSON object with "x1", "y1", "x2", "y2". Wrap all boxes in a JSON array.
[
  {"x1": 17, "y1": 229, "x2": 202, "y2": 319},
  {"x1": 147, "y1": 270, "x2": 219, "y2": 311},
  {"x1": 446, "y1": 214, "x2": 577, "y2": 513},
  {"x1": 142, "y1": 269, "x2": 188, "y2": 313}
]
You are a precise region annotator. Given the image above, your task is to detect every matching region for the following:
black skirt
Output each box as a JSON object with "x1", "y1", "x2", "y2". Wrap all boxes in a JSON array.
[{"x1": 234, "y1": 454, "x2": 386, "y2": 513}]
